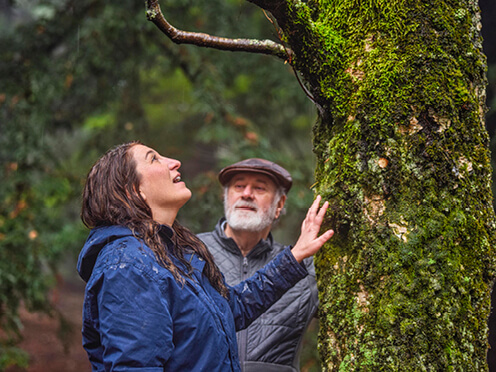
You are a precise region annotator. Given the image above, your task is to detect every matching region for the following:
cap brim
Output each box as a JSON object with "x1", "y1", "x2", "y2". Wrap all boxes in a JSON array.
[{"x1": 219, "y1": 167, "x2": 292, "y2": 193}]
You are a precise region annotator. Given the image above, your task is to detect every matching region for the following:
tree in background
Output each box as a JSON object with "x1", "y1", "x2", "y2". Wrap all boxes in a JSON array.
[{"x1": 146, "y1": 0, "x2": 496, "y2": 369}]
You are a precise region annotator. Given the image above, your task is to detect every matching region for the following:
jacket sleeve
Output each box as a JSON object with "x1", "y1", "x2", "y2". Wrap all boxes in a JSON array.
[
  {"x1": 96, "y1": 263, "x2": 173, "y2": 371},
  {"x1": 227, "y1": 246, "x2": 308, "y2": 330}
]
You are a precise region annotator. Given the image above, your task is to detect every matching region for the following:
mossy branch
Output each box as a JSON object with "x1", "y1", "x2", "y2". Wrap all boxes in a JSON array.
[{"x1": 145, "y1": 0, "x2": 291, "y2": 61}]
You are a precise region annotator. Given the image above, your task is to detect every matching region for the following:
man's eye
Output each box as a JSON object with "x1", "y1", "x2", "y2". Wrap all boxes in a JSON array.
[{"x1": 151, "y1": 155, "x2": 158, "y2": 162}]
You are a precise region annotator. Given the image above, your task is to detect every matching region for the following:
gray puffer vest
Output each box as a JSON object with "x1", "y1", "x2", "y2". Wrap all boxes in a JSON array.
[{"x1": 198, "y1": 219, "x2": 319, "y2": 372}]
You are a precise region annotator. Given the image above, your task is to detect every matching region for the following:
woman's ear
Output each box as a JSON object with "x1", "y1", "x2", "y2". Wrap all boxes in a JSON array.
[{"x1": 126, "y1": 185, "x2": 146, "y2": 201}]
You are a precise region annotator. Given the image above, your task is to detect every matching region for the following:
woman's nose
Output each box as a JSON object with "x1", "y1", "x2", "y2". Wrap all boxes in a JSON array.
[{"x1": 166, "y1": 157, "x2": 181, "y2": 170}]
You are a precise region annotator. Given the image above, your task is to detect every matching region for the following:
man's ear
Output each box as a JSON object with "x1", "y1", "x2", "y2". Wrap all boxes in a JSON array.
[{"x1": 274, "y1": 194, "x2": 287, "y2": 219}]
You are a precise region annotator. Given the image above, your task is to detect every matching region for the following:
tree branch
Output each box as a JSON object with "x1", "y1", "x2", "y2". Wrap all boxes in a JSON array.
[{"x1": 145, "y1": 0, "x2": 291, "y2": 61}]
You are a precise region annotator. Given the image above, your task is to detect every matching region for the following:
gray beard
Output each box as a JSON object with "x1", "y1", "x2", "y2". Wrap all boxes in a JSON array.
[{"x1": 224, "y1": 198, "x2": 277, "y2": 232}]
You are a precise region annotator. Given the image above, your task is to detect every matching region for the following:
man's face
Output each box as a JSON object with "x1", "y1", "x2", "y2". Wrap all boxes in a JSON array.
[{"x1": 224, "y1": 172, "x2": 285, "y2": 232}]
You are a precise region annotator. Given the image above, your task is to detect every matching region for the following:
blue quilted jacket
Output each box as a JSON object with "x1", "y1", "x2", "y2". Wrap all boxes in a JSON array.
[{"x1": 77, "y1": 225, "x2": 308, "y2": 371}]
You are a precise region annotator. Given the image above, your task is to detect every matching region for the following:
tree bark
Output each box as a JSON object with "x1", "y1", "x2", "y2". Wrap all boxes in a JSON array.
[
  {"x1": 149, "y1": 0, "x2": 496, "y2": 369},
  {"x1": 272, "y1": 0, "x2": 496, "y2": 370}
]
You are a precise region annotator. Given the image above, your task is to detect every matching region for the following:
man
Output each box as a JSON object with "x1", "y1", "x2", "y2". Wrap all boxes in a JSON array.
[{"x1": 198, "y1": 158, "x2": 319, "y2": 372}]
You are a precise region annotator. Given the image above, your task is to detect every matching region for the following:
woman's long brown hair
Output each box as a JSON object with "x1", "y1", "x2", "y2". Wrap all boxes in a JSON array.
[{"x1": 81, "y1": 141, "x2": 228, "y2": 298}]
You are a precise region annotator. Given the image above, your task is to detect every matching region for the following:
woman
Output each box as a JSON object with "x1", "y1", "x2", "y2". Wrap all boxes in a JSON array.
[{"x1": 77, "y1": 141, "x2": 334, "y2": 371}]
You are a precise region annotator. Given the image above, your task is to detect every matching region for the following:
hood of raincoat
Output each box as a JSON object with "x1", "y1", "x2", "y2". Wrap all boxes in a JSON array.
[{"x1": 77, "y1": 225, "x2": 138, "y2": 282}]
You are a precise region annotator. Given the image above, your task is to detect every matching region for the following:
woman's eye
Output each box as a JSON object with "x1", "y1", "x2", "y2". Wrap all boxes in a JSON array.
[{"x1": 151, "y1": 155, "x2": 158, "y2": 162}]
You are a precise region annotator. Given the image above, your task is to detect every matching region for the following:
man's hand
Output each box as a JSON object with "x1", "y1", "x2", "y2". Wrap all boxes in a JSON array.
[{"x1": 291, "y1": 195, "x2": 334, "y2": 263}]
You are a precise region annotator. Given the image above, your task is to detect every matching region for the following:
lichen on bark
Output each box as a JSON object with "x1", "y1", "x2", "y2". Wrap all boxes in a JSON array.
[{"x1": 277, "y1": 0, "x2": 496, "y2": 370}]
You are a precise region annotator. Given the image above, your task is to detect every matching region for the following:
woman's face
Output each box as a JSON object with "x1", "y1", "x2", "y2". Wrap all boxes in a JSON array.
[{"x1": 131, "y1": 144, "x2": 192, "y2": 225}]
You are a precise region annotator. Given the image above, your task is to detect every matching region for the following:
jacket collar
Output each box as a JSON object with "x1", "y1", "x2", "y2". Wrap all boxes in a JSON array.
[
  {"x1": 158, "y1": 224, "x2": 175, "y2": 249},
  {"x1": 158, "y1": 225, "x2": 207, "y2": 274},
  {"x1": 214, "y1": 217, "x2": 274, "y2": 258}
]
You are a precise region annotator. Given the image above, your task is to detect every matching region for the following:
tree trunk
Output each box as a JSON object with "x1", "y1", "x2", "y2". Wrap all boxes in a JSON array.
[{"x1": 265, "y1": 0, "x2": 496, "y2": 370}]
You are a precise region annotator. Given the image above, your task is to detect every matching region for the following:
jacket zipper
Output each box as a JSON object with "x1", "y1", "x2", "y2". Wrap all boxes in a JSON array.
[
  {"x1": 239, "y1": 255, "x2": 249, "y2": 369},
  {"x1": 242, "y1": 256, "x2": 249, "y2": 277}
]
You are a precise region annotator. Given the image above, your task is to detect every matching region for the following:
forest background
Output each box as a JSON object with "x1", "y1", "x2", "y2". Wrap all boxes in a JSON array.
[{"x1": 0, "y1": 0, "x2": 496, "y2": 370}]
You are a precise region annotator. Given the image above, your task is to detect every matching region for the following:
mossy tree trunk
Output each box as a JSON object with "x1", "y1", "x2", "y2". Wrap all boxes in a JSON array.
[
  {"x1": 261, "y1": 0, "x2": 496, "y2": 370},
  {"x1": 148, "y1": 0, "x2": 496, "y2": 369},
  {"x1": 251, "y1": 0, "x2": 496, "y2": 370}
]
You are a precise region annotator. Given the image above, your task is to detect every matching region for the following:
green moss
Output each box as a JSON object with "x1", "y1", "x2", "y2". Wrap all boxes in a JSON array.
[{"x1": 279, "y1": 0, "x2": 496, "y2": 370}]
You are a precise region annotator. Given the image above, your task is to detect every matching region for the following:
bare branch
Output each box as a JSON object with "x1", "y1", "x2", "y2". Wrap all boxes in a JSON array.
[{"x1": 145, "y1": 0, "x2": 291, "y2": 61}]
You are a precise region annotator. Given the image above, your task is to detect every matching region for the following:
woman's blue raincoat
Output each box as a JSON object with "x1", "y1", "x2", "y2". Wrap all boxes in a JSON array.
[{"x1": 77, "y1": 225, "x2": 308, "y2": 371}]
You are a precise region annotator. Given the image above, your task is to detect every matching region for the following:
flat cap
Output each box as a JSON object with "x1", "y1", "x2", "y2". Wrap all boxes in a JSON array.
[{"x1": 218, "y1": 158, "x2": 292, "y2": 194}]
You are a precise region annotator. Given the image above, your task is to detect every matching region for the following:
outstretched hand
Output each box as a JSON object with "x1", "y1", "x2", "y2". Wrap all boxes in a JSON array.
[{"x1": 291, "y1": 195, "x2": 334, "y2": 263}]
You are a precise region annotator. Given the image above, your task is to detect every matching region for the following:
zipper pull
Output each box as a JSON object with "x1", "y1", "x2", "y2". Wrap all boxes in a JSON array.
[{"x1": 243, "y1": 256, "x2": 248, "y2": 275}]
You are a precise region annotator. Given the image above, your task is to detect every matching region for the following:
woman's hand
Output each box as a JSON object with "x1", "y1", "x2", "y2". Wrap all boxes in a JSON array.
[{"x1": 291, "y1": 195, "x2": 334, "y2": 263}]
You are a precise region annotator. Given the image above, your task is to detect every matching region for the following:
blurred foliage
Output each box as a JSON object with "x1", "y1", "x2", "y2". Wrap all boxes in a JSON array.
[
  {"x1": 1, "y1": 0, "x2": 495, "y2": 369},
  {"x1": 0, "y1": 0, "x2": 316, "y2": 368}
]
